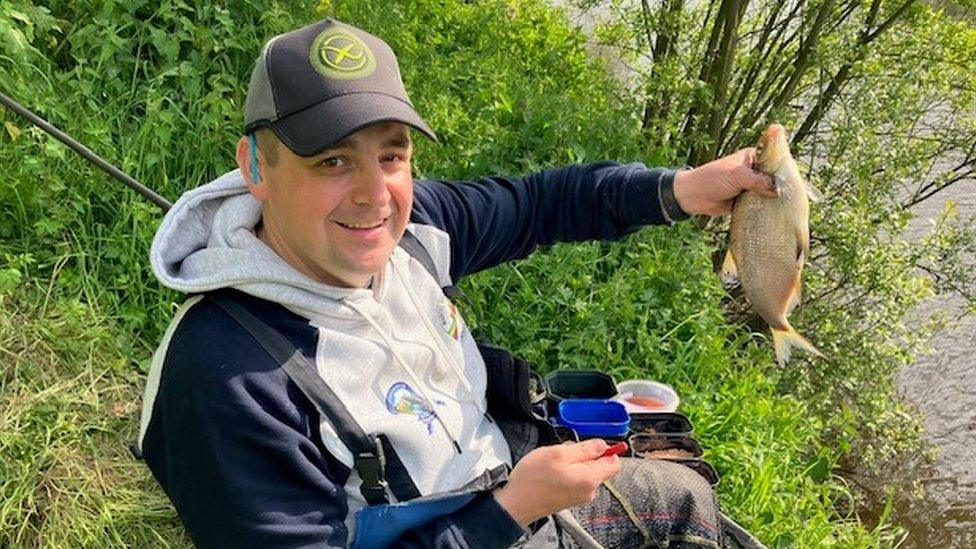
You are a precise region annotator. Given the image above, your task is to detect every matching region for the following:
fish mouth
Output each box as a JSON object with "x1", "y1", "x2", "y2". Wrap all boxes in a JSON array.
[{"x1": 765, "y1": 124, "x2": 786, "y2": 139}]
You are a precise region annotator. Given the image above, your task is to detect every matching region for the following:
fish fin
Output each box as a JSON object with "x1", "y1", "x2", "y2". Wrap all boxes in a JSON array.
[
  {"x1": 803, "y1": 180, "x2": 824, "y2": 203},
  {"x1": 720, "y1": 249, "x2": 739, "y2": 288},
  {"x1": 780, "y1": 176, "x2": 797, "y2": 203},
  {"x1": 787, "y1": 272, "x2": 802, "y2": 314},
  {"x1": 795, "y1": 226, "x2": 809, "y2": 263},
  {"x1": 771, "y1": 326, "x2": 824, "y2": 366},
  {"x1": 773, "y1": 175, "x2": 789, "y2": 199}
]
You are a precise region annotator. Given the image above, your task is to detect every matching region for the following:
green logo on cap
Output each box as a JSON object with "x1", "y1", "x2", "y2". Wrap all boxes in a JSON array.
[{"x1": 309, "y1": 27, "x2": 376, "y2": 80}]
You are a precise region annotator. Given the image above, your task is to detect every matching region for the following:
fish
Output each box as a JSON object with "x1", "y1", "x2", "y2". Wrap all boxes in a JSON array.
[{"x1": 721, "y1": 124, "x2": 825, "y2": 365}]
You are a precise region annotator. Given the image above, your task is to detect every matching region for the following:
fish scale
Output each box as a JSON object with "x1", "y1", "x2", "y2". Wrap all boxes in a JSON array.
[
  {"x1": 731, "y1": 190, "x2": 803, "y2": 328},
  {"x1": 723, "y1": 124, "x2": 824, "y2": 365}
]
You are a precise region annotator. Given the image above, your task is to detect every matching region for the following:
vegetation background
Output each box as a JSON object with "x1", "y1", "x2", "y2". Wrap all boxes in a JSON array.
[{"x1": 0, "y1": 0, "x2": 973, "y2": 547}]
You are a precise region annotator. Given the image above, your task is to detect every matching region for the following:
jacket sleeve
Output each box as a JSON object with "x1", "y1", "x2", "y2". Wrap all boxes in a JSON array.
[
  {"x1": 411, "y1": 162, "x2": 680, "y2": 281},
  {"x1": 141, "y1": 298, "x2": 525, "y2": 549}
]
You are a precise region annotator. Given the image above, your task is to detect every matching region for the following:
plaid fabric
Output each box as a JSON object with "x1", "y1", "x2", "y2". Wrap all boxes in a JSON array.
[{"x1": 569, "y1": 458, "x2": 722, "y2": 549}]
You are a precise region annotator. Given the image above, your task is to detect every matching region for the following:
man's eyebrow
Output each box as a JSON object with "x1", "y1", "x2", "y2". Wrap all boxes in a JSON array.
[
  {"x1": 314, "y1": 132, "x2": 410, "y2": 157},
  {"x1": 319, "y1": 137, "x2": 352, "y2": 154},
  {"x1": 382, "y1": 133, "x2": 411, "y2": 149}
]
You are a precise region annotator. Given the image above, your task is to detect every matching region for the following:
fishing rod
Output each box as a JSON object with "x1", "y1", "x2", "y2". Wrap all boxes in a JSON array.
[{"x1": 0, "y1": 90, "x2": 174, "y2": 212}]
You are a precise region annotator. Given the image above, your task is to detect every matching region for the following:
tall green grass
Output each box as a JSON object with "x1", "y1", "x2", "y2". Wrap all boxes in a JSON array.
[
  {"x1": 0, "y1": 0, "x2": 906, "y2": 546},
  {"x1": 0, "y1": 284, "x2": 188, "y2": 547}
]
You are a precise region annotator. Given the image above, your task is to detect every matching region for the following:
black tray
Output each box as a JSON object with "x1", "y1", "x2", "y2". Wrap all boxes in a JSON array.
[
  {"x1": 662, "y1": 458, "x2": 720, "y2": 486},
  {"x1": 544, "y1": 370, "x2": 617, "y2": 418},
  {"x1": 628, "y1": 412, "x2": 694, "y2": 436},
  {"x1": 628, "y1": 433, "x2": 703, "y2": 458}
]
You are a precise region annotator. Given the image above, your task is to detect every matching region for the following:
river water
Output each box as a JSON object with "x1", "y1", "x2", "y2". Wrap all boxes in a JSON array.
[
  {"x1": 895, "y1": 180, "x2": 976, "y2": 548},
  {"x1": 555, "y1": 2, "x2": 975, "y2": 546}
]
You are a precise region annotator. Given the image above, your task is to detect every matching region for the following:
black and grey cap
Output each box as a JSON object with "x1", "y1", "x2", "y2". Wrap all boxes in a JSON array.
[{"x1": 244, "y1": 19, "x2": 436, "y2": 156}]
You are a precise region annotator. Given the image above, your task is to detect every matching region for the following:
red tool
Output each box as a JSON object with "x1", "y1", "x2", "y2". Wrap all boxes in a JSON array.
[{"x1": 599, "y1": 441, "x2": 628, "y2": 458}]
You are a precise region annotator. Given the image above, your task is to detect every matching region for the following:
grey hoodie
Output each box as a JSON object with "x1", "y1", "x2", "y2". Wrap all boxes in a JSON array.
[
  {"x1": 143, "y1": 168, "x2": 513, "y2": 535},
  {"x1": 138, "y1": 161, "x2": 680, "y2": 547}
]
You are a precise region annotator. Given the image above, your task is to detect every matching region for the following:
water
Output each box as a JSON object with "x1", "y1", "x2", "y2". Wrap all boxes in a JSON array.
[
  {"x1": 895, "y1": 179, "x2": 976, "y2": 548},
  {"x1": 555, "y1": 1, "x2": 976, "y2": 545}
]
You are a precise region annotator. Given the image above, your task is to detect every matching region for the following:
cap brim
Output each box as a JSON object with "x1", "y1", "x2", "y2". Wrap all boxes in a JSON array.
[{"x1": 267, "y1": 92, "x2": 437, "y2": 157}]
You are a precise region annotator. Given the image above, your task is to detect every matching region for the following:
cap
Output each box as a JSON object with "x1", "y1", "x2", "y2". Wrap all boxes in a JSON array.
[{"x1": 244, "y1": 19, "x2": 436, "y2": 156}]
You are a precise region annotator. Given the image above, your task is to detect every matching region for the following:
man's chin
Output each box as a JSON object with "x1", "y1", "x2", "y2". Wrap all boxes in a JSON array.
[{"x1": 345, "y1": 252, "x2": 395, "y2": 282}]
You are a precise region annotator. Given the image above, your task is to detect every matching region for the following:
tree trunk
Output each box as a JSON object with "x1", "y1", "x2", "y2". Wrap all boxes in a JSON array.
[{"x1": 688, "y1": 0, "x2": 749, "y2": 165}]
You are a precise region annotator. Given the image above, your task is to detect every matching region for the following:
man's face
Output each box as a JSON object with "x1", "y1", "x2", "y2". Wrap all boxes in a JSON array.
[{"x1": 243, "y1": 122, "x2": 413, "y2": 288}]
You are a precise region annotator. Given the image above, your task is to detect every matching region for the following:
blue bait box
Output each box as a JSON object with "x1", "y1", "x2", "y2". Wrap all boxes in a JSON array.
[{"x1": 557, "y1": 399, "x2": 630, "y2": 438}]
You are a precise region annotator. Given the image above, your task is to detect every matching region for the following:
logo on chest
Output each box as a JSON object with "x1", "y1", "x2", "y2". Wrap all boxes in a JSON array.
[
  {"x1": 385, "y1": 381, "x2": 445, "y2": 435},
  {"x1": 438, "y1": 299, "x2": 464, "y2": 342}
]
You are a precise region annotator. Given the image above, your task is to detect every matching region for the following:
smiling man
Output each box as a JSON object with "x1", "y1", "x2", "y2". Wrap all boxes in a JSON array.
[
  {"x1": 243, "y1": 123, "x2": 414, "y2": 288},
  {"x1": 138, "y1": 17, "x2": 773, "y2": 549}
]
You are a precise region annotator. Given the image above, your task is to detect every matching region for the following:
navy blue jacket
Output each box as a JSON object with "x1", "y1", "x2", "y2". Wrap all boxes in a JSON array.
[{"x1": 140, "y1": 163, "x2": 680, "y2": 547}]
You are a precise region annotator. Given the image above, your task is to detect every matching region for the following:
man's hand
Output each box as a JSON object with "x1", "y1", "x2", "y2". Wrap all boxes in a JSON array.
[
  {"x1": 673, "y1": 148, "x2": 777, "y2": 217},
  {"x1": 492, "y1": 439, "x2": 621, "y2": 528}
]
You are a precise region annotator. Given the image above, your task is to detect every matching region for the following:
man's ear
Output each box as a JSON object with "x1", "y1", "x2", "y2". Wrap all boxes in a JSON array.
[{"x1": 236, "y1": 135, "x2": 267, "y2": 201}]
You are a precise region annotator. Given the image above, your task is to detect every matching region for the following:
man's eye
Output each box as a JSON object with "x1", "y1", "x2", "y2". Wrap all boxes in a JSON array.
[{"x1": 318, "y1": 156, "x2": 344, "y2": 168}]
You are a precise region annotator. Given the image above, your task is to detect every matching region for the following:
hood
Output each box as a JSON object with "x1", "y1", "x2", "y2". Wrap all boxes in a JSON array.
[{"x1": 150, "y1": 169, "x2": 375, "y2": 316}]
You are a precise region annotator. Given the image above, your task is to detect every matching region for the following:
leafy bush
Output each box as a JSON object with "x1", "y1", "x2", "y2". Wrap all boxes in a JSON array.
[
  {"x1": 2, "y1": 0, "x2": 955, "y2": 546},
  {"x1": 568, "y1": 0, "x2": 976, "y2": 535}
]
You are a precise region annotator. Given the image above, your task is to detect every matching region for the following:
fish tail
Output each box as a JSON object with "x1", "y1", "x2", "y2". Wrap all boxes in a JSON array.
[{"x1": 771, "y1": 326, "x2": 824, "y2": 366}]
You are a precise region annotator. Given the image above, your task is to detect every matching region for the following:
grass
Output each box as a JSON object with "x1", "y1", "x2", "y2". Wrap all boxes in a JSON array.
[
  {"x1": 0, "y1": 0, "x2": 920, "y2": 546},
  {"x1": 0, "y1": 281, "x2": 188, "y2": 548}
]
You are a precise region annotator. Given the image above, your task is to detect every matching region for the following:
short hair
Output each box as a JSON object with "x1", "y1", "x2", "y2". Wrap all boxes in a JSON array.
[{"x1": 254, "y1": 128, "x2": 280, "y2": 167}]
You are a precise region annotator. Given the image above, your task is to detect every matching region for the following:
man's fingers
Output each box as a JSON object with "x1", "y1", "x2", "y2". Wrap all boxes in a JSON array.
[
  {"x1": 747, "y1": 170, "x2": 777, "y2": 197},
  {"x1": 741, "y1": 147, "x2": 758, "y2": 169},
  {"x1": 583, "y1": 450, "x2": 623, "y2": 480},
  {"x1": 563, "y1": 438, "x2": 609, "y2": 461},
  {"x1": 582, "y1": 438, "x2": 609, "y2": 459},
  {"x1": 735, "y1": 148, "x2": 777, "y2": 196}
]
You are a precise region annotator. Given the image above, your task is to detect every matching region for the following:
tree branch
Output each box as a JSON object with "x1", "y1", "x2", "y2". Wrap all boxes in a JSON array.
[
  {"x1": 720, "y1": 0, "x2": 802, "y2": 145},
  {"x1": 691, "y1": 0, "x2": 751, "y2": 164},
  {"x1": 902, "y1": 168, "x2": 975, "y2": 209},
  {"x1": 770, "y1": 0, "x2": 836, "y2": 115},
  {"x1": 864, "y1": 0, "x2": 917, "y2": 43},
  {"x1": 793, "y1": 0, "x2": 918, "y2": 146}
]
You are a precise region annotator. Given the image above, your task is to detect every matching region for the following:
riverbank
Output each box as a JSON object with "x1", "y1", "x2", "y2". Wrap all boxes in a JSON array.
[
  {"x1": 555, "y1": 0, "x2": 976, "y2": 546},
  {"x1": 0, "y1": 0, "x2": 958, "y2": 546}
]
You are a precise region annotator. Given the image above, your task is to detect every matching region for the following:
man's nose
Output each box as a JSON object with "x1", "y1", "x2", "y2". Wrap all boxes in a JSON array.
[{"x1": 351, "y1": 162, "x2": 391, "y2": 206}]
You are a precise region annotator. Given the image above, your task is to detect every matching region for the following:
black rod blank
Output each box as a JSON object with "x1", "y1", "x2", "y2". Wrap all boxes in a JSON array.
[{"x1": 0, "y1": 90, "x2": 173, "y2": 212}]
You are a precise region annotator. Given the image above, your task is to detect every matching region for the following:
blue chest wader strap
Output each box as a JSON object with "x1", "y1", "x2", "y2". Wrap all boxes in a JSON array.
[{"x1": 206, "y1": 290, "x2": 422, "y2": 505}]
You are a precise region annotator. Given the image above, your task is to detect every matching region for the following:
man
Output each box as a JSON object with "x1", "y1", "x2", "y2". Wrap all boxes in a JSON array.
[{"x1": 138, "y1": 18, "x2": 775, "y2": 548}]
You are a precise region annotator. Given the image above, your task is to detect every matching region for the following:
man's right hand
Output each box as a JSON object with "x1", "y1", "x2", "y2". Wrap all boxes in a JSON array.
[{"x1": 492, "y1": 439, "x2": 622, "y2": 528}]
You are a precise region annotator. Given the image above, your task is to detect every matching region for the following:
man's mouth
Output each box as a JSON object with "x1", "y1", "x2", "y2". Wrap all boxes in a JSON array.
[{"x1": 335, "y1": 217, "x2": 388, "y2": 230}]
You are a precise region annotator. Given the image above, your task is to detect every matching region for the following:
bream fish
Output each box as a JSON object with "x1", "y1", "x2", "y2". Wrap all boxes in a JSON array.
[{"x1": 721, "y1": 124, "x2": 824, "y2": 365}]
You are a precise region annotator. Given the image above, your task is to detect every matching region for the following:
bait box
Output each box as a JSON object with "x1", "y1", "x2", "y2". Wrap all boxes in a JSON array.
[
  {"x1": 661, "y1": 458, "x2": 720, "y2": 486},
  {"x1": 627, "y1": 412, "x2": 694, "y2": 436},
  {"x1": 556, "y1": 399, "x2": 630, "y2": 438},
  {"x1": 614, "y1": 379, "x2": 680, "y2": 413},
  {"x1": 627, "y1": 433, "x2": 703, "y2": 458},
  {"x1": 544, "y1": 370, "x2": 618, "y2": 418}
]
